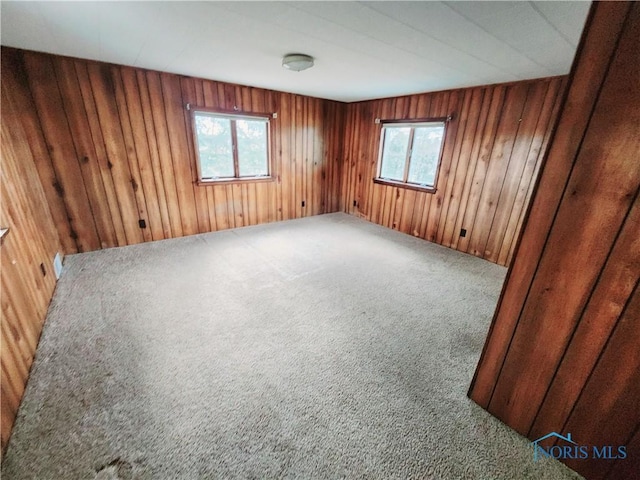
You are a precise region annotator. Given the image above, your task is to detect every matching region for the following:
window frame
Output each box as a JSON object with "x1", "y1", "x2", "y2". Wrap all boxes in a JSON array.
[
  {"x1": 190, "y1": 107, "x2": 273, "y2": 185},
  {"x1": 374, "y1": 117, "x2": 449, "y2": 193}
]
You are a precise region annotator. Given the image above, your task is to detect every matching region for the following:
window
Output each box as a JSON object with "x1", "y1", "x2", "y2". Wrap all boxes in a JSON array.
[
  {"x1": 375, "y1": 120, "x2": 447, "y2": 192},
  {"x1": 191, "y1": 109, "x2": 271, "y2": 183}
]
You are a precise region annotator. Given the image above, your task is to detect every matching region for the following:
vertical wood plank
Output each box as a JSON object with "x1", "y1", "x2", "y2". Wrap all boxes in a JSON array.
[
  {"x1": 483, "y1": 81, "x2": 548, "y2": 263},
  {"x1": 75, "y1": 61, "x2": 129, "y2": 246},
  {"x1": 23, "y1": 52, "x2": 101, "y2": 252},
  {"x1": 439, "y1": 88, "x2": 485, "y2": 247},
  {"x1": 467, "y1": 83, "x2": 528, "y2": 259},
  {"x1": 0, "y1": 49, "x2": 74, "y2": 252},
  {"x1": 469, "y1": 1, "x2": 632, "y2": 407},
  {"x1": 1, "y1": 75, "x2": 62, "y2": 451},
  {"x1": 456, "y1": 86, "x2": 507, "y2": 254},
  {"x1": 119, "y1": 67, "x2": 166, "y2": 241},
  {"x1": 110, "y1": 66, "x2": 153, "y2": 243},
  {"x1": 561, "y1": 284, "x2": 640, "y2": 479},
  {"x1": 489, "y1": 49, "x2": 640, "y2": 432},
  {"x1": 160, "y1": 73, "x2": 199, "y2": 236},
  {"x1": 265, "y1": 89, "x2": 280, "y2": 222},
  {"x1": 496, "y1": 78, "x2": 562, "y2": 265},
  {"x1": 469, "y1": 6, "x2": 640, "y2": 480},
  {"x1": 435, "y1": 89, "x2": 474, "y2": 245},
  {"x1": 135, "y1": 70, "x2": 173, "y2": 239},
  {"x1": 52, "y1": 57, "x2": 118, "y2": 249},
  {"x1": 180, "y1": 76, "x2": 211, "y2": 233},
  {"x1": 529, "y1": 194, "x2": 640, "y2": 441},
  {"x1": 145, "y1": 71, "x2": 184, "y2": 237},
  {"x1": 87, "y1": 62, "x2": 145, "y2": 245}
]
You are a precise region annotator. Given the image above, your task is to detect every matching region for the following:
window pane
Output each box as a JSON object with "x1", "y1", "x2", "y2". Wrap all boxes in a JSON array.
[
  {"x1": 195, "y1": 114, "x2": 234, "y2": 178},
  {"x1": 380, "y1": 127, "x2": 410, "y2": 181},
  {"x1": 407, "y1": 125, "x2": 445, "y2": 186},
  {"x1": 236, "y1": 120, "x2": 268, "y2": 177}
]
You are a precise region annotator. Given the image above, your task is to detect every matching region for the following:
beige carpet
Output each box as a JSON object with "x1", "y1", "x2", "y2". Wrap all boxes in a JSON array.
[{"x1": 2, "y1": 213, "x2": 582, "y2": 479}]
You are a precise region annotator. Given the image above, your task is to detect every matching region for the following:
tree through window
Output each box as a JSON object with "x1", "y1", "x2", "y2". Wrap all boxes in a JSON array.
[
  {"x1": 192, "y1": 109, "x2": 271, "y2": 182},
  {"x1": 376, "y1": 120, "x2": 446, "y2": 191}
]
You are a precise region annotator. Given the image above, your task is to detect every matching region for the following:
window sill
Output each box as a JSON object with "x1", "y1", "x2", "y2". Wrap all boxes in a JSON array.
[
  {"x1": 196, "y1": 177, "x2": 275, "y2": 187},
  {"x1": 373, "y1": 178, "x2": 437, "y2": 193}
]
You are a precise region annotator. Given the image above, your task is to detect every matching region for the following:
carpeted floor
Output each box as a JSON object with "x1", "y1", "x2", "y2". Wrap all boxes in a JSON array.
[{"x1": 2, "y1": 213, "x2": 582, "y2": 479}]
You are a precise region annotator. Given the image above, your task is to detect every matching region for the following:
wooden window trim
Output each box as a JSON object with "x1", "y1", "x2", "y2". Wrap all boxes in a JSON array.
[
  {"x1": 380, "y1": 116, "x2": 450, "y2": 125},
  {"x1": 196, "y1": 177, "x2": 275, "y2": 187},
  {"x1": 191, "y1": 106, "x2": 274, "y2": 119},
  {"x1": 190, "y1": 107, "x2": 273, "y2": 185},
  {"x1": 373, "y1": 178, "x2": 437, "y2": 193},
  {"x1": 375, "y1": 118, "x2": 448, "y2": 194},
  {"x1": 230, "y1": 119, "x2": 240, "y2": 178}
]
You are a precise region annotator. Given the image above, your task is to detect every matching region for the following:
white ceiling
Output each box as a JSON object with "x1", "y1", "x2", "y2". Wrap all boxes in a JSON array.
[{"x1": 1, "y1": 1, "x2": 591, "y2": 102}]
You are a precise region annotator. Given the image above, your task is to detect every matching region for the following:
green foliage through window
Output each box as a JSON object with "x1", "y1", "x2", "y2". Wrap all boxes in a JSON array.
[
  {"x1": 193, "y1": 111, "x2": 269, "y2": 181},
  {"x1": 378, "y1": 122, "x2": 445, "y2": 189}
]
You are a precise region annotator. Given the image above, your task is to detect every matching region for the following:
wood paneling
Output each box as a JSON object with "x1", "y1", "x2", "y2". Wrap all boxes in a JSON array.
[
  {"x1": 0, "y1": 46, "x2": 345, "y2": 452},
  {"x1": 340, "y1": 76, "x2": 565, "y2": 266},
  {"x1": 469, "y1": 3, "x2": 640, "y2": 479},
  {"x1": 4, "y1": 47, "x2": 561, "y2": 267},
  {"x1": 1, "y1": 58, "x2": 63, "y2": 451},
  {"x1": 2, "y1": 48, "x2": 345, "y2": 253}
]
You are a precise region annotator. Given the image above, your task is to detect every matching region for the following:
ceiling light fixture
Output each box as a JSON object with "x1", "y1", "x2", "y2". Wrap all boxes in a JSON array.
[{"x1": 282, "y1": 53, "x2": 314, "y2": 72}]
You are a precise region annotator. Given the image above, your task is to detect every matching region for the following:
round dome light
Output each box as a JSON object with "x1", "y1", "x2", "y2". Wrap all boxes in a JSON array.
[{"x1": 282, "y1": 54, "x2": 314, "y2": 72}]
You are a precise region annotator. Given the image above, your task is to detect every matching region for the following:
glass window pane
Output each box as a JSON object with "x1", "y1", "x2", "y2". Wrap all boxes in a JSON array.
[
  {"x1": 407, "y1": 124, "x2": 445, "y2": 186},
  {"x1": 194, "y1": 114, "x2": 234, "y2": 178},
  {"x1": 380, "y1": 127, "x2": 410, "y2": 181},
  {"x1": 236, "y1": 120, "x2": 268, "y2": 177}
]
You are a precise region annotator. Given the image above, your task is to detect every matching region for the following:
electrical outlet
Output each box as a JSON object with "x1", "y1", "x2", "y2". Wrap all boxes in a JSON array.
[
  {"x1": 460, "y1": 228, "x2": 467, "y2": 238},
  {"x1": 139, "y1": 219, "x2": 147, "y2": 229},
  {"x1": 302, "y1": 200, "x2": 305, "y2": 207}
]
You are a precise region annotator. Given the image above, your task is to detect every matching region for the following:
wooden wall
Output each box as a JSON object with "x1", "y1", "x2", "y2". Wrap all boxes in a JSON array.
[
  {"x1": 340, "y1": 76, "x2": 566, "y2": 266},
  {"x1": 0, "y1": 47, "x2": 345, "y2": 450},
  {"x1": 4, "y1": 46, "x2": 566, "y2": 267},
  {"x1": 1, "y1": 48, "x2": 345, "y2": 254},
  {"x1": 469, "y1": 2, "x2": 640, "y2": 479},
  {"x1": 1, "y1": 68, "x2": 63, "y2": 449}
]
